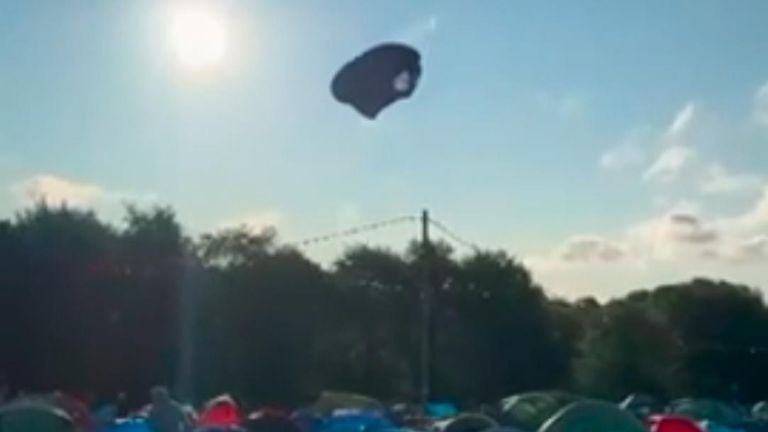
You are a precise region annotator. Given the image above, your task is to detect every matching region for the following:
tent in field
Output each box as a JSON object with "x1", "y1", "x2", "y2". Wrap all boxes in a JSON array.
[
  {"x1": 0, "y1": 399, "x2": 75, "y2": 432},
  {"x1": 650, "y1": 415, "x2": 706, "y2": 432},
  {"x1": 538, "y1": 400, "x2": 646, "y2": 432},
  {"x1": 752, "y1": 402, "x2": 768, "y2": 422},
  {"x1": 668, "y1": 399, "x2": 744, "y2": 426},
  {"x1": 198, "y1": 394, "x2": 243, "y2": 428},
  {"x1": 436, "y1": 413, "x2": 499, "y2": 432},
  {"x1": 500, "y1": 392, "x2": 580, "y2": 431},
  {"x1": 621, "y1": 393, "x2": 664, "y2": 420},
  {"x1": 318, "y1": 411, "x2": 393, "y2": 432},
  {"x1": 109, "y1": 418, "x2": 154, "y2": 432},
  {"x1": 310, "y1": 391, "x2": 383, "y2": 415},
  {"x1": 245, "y1": 410, "x2": 303, "y2": 432}
]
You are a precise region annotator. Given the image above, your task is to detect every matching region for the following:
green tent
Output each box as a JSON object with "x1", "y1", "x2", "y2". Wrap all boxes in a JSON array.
[
  {"x1": 620, "y1": 393, "x2": 663, "y2": 419},
  {"x1": 0, "y1": 399, "x2": 75, "y2": 432},
  {"x1": 436, "y1": 413, "x2": 499, "y2": 432},
  {"x1": 500, "y1": 392, "x2": 580, "y2": 431},
  {"x1": 752, "y1": 401, "x2": 768, "y2": 421},
  {"x1": 538, "y1": 400, "x2": 646, "y2": 432},
  {"x1": 668, "y1": 399, "x2": 744, "y2": 425},
  {"x1": 310, "y1": 391, "x2": 383, "y2": 415}
]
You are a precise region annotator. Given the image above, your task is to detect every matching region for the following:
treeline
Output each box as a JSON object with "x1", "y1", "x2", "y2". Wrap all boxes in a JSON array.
[{"x1": 2, "y1": 204, "x2": 768, "y2": 407}]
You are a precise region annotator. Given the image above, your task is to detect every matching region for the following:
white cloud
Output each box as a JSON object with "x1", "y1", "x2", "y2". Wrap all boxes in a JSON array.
[
  {"x1": 666, "y1": 102, "x2": 697, "y2": 141},
  {"x1": 557, "y1": 235, "x2": 627, "y2": 263},
  {"x1": 719, "y1": 185, "x2": 768, "y2": 234},
  {"x1": 643, "y1": 145, "x2": 696, "y2": 183},
  {"x1": 638, "y1": 103, "x2": 701, "y2": 183},
  {"x1": 524, "y1": 235, "x2": 629, "y2": 272},
  {"x1": 730, "y1": 236, "x2": 768, "y2": 263},
  {"x1": 700, "y1": 163, "x2": 762, "y2": 195},
  {"x1": 12, "y1": 175, "x2": 105, "y2": 207},
  {"x1": 626, "y1": 207, "x2": 719, "y2": 261},
  {"x1": 218, "y1": 210, "x2": 283, "y2": 233},
  {"x1": 753, "y1": 82, "x2": 768, "y2": 127},
  {"x1": 598, "y1": 143, "x2": 645, "y2": 170}
]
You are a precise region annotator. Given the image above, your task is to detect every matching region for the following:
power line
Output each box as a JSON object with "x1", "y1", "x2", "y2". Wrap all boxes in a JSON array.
[
  {"x1": 289, "y1": 215, "x2": 417, "y2": 248},
  {"x1": 428, "y1": 217, "x2": 482, "y2": 253}
]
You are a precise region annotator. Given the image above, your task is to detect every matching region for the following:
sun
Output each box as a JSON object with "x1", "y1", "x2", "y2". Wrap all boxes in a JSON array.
[{"x1": 168, "y1": 5, "x2": 229, "y2": 70}]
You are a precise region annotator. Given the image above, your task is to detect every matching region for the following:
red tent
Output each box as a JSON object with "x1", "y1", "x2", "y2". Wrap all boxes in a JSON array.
[
  {"x1": 198, "y1": 395, "x2": 243, "y2": 427},
  {"x1": 651, "y1": 415, "x2": 705, "y2": 432}
]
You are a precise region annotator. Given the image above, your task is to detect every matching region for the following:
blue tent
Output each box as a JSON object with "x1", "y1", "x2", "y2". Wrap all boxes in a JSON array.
[
  {"x1": 109, "y1": 418, "x2": 154, "y2": 432},
  {"x1": 318, "y1": 412, "x2": 393, "y2": 432}
]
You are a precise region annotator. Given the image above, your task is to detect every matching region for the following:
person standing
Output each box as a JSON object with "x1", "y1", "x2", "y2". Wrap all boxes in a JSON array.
[{"x1": 147, "y1": 387, "x2": 192, "y2": 432}]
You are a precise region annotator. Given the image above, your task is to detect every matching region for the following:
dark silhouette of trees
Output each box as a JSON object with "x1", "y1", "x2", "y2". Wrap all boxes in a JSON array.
[{"x1": 1, "y1": 204, "x2": 768, "y2": 407}]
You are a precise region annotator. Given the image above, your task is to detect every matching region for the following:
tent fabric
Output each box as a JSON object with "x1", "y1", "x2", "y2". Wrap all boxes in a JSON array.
[
  {"x1": 331, "y1": 43, "x2": 422, "y2": 119},
  {"x1": 291, "y1": 410, "x2": 324, "y2": 432},
  {"x1": 668, "y1": 399, "x2": 745, "y2": 425},
  {"x1": 700, "y1": 421, "x2": 747, "y2": 432},
  {"x1": 426, "y1": 403, "x2": 458, "y2": 419},
  {"x1": 109, "y1": 418, "x2": 154, "y2": 432},
  {"x1": 651, "y1": 415, "x2": 706, "y2": 432},
  {"x1": 621, "y1": 393, "x2": 664, "y2": 419},
  {"x1": 51, "y1": 392, "x2": 95, "y2": 432},
  {"x1": 244, "y1": 411, "x2": 303, "y2": 432},
  {"x1": 311, "y1": 392, "x2": 383, "y2": 415},
  {"x1": 0, "y1": 399, "x2": 75, "y2": 432},
  {"x1": 752, "y1": 402, "x2": 768, "y2": 422},
  {"x1": 318, "y1": 412, "x2": 393, "y2": 432},
  {"x1": 500, "y1": 392, "x2": 579, "y2": 431},
  {"x1": 437, "y1": 413, "x2": 499, "y2": 432},
  {"x1": 198, "y1": 394, "x2": 243, "y2": 427},
  {"x1": 484, "y1": 427, "x2": 529, "y2": 432},
  {"x1": 538, "y1": 400, "x2": 647, "y2": 432},
  {"x1": 194, "y1": 426, "x2": 247, "y2": 432}
]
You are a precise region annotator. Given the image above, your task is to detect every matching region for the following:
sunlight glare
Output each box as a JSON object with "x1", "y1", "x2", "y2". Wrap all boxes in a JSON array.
[{"x1": 169, "y1": 5, "x2": 229, "y2": 70}]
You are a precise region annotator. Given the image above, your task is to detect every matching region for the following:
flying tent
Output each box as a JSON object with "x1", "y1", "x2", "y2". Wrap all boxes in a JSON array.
[{"x1": 331, "y1": 43, "x2": 422, "y2": 119}]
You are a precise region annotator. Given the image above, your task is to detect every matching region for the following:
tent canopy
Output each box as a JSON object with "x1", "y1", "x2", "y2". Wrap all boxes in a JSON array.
[
  {"x1": 538, "y1": 400, "x2": 647, "y2": 432},
  {"x1": 0, "y1": 399, "x2": 75, "y2": 432},
  {"x1": 500, "y1": 392, "x2": 580, "y2": 431},
  {"x1": 668, "y1": 399, "x2": 745, "y2": 425},
  {"x1": 311, "y1": 391, "x2": 383, "y2": 415},
  {"x1": 437, "y1": 413, "x2": 499, "y2": 432}
]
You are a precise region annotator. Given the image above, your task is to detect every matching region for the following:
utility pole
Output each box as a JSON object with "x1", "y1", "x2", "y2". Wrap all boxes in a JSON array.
[{"x1": 420, "y1": 209, "x2": 432, "y2": 409}]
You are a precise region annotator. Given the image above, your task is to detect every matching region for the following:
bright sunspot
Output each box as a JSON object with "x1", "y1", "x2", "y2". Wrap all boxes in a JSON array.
[{"x1": 168, "y1": 5, "x2": 229, "y2": 70}]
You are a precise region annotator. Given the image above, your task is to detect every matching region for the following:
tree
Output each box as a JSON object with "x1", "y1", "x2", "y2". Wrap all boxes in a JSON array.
[
  {"x1": 644, "y1": 279, "x2": 768, "y2": 400},
  {"x1": 195, "y1": 227, "x2": 330, "y2": 405},
  {"x1": 434, "y1": 251, "x2": 569, "y2": 402},
  {"x1": 575, "y1": 301, "x2": 682, "y2": 399}
]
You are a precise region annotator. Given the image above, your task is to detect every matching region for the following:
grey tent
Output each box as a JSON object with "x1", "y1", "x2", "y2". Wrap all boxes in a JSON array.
[
  {"x1": 538, "y1": 400, "x2": 646, "y2": 432},
  {"x1": 0, "y1": 399, "x2": 75, "y2": 432}
]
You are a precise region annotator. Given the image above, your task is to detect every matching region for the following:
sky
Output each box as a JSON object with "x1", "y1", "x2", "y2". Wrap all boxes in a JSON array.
[{"x1": 2, "y1": 0, "x2": 768, "y2": 299}]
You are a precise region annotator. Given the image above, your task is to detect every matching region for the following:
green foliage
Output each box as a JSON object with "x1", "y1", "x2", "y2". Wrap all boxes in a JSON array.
[{"x1": 1, "y1": 204, "x2": 768, "y2": 407}]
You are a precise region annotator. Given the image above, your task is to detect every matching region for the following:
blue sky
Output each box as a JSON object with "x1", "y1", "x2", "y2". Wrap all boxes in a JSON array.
[{"x1": 2, "y1": 0, "x2": 768, "y2": 298}]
